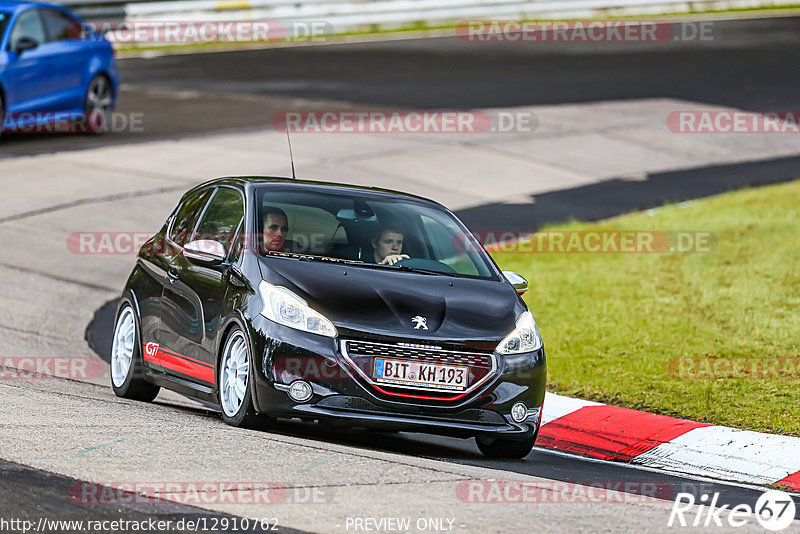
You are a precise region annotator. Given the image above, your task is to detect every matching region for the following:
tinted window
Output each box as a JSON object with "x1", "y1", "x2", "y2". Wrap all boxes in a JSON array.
[
  {"x1": 255, "y1": 189, "x2": 496, "y2": 279},
  {"x1": 169, "y1": 189, "x2": 213, "y2": 247},
  {"x1": 0, "y1": 13, "x2": 11, "y2": 42},
  {"x1": 193, "y1": 187, "x2": 244, "y2": 253},
  {"x1": 9, "y1": 9, "x2": 46, "y2": 51},
  {"x1": 40, "y1": 8, "x2": 78, "y2": 42}
]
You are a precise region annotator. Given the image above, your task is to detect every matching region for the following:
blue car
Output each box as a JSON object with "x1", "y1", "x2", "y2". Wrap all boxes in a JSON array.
[{"x1": 0, "y1": 0, "x2": 119, "y2": 135}]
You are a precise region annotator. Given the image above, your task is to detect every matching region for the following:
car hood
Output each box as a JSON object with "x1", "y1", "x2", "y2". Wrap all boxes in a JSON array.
[{"x1": 258, "y1": 257, "x2": 523, "y2": 344}]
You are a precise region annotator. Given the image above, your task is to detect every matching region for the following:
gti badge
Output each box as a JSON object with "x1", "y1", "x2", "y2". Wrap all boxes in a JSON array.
[
  {"x1": 144, "y1": 342, "x2": 159, "y2": 357},
  {"x1": 411, "y1": 316, "x2": 428, "y2": 330}
]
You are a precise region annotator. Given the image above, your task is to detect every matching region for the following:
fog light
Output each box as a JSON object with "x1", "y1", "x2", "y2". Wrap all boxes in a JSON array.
[
  {"x1": 511, "y1": 402, "x2": 527, "y2": 423},
  {"x1": 288, "y1": 380, "x2": 313, "y2": 402}
]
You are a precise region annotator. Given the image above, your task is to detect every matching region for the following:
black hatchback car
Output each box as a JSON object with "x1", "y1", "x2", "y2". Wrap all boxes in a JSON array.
[{"x1": 111, "y1": 177, "x2": 546, "y2": 458}]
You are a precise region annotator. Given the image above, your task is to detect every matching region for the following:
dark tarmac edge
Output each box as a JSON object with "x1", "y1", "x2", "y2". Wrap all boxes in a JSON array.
[
  {"x1": 0, "y1": 459, "x2": 311, "y2": 534},
  {"x1": 3, "y1": 16, "x2": 800, "y2": 157}
]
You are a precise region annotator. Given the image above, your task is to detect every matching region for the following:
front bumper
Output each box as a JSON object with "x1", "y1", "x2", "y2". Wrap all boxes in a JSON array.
[{"x1": 247, "y1": 316, "x2": 546, "y2": 439}]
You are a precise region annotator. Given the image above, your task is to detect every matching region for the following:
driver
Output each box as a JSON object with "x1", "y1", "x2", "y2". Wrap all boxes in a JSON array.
[
  {"x1": 372, "y1": 226, "x2": 409, "y2": 265},
  {"x1": 263, "y1": 207, "x2": 289, "y2": 252}
]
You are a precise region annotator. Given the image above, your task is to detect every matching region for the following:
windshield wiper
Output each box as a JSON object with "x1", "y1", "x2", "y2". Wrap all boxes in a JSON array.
[
  {"x1": 269, "y1": 253, "x2": 449, "y2": 276},
  {"x1": 339, "y1": 261, "x2": 445, "y2": 276}
]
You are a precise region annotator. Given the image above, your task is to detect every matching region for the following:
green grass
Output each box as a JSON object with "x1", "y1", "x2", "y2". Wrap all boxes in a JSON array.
[{"x1": 492, "y1": 180, "x2": 800, "y2": 435}]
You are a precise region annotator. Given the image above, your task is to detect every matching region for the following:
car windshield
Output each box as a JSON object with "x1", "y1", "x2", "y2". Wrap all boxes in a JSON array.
[{"x1": 254, "y1": 188, "x2": 497, "y2": 280}]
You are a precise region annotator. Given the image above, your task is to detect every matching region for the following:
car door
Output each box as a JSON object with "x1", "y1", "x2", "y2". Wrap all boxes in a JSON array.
[
  {"x1": 38, "y1": 8, "x2": 88, "y2": 111},
  {"x1": 160, "y1": 186, "x2": 245, "y2": 386},
  {"x1": 3, "y1": 8, "x2": 51, "y2": 114},
  {"x1": 152, "y1": 188, "x2": 214, "y2": 373}
]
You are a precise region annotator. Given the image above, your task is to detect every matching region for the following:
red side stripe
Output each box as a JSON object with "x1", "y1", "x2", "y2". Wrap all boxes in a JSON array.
[
  {"x1": 142, "y1": 349, "x2": 158, "y2": 365},
  {"x1": 157, "y1": 349, "x2": 215, "y2": 383},
  {"x1": 141, "y1": 343, "x2": 215, "y2": 384},
  {"x1": 156, "y1": 346, "x2": 213, "y2": 368},
  {"x1": 537, "y1": 405, "x2": 712, "y2": 461},
  {"x1": 776, "y1": 471, "x2": 800, "y2": 491}
]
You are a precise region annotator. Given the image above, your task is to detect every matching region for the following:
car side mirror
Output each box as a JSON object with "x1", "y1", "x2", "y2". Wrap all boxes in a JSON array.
[
  {"x1": 184, "y1": 240, "x2": 226, "y2": 265},
  {"x1": 502, "y1": 271, "x2": 528, "y2": 295},
  {"x1": 15, "y1": 37, "x2": 39, "y2": 55}
]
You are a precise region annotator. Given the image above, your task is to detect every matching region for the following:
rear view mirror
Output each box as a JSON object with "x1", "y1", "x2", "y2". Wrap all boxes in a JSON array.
[
  {"x1": 15, "y1": 37, "x2": 39, "y2": 55},
  {"x1": 184, "y1": 240, "x2": 226, "y2": 265},
  {"x1": 502, "y1": 271, "x2": 528, "y2": 295}
]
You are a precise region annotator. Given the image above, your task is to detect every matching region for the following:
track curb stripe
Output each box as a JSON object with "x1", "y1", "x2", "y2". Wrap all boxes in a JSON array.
[
  {"x1": 540, "y1": 392, "x2": 800, "y2": 489},
  {"x1": 537, "y1": 405, "x2": 711, "y2": 461}
]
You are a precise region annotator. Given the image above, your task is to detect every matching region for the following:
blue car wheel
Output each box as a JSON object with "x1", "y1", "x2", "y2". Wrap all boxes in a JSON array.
[{"x1": 84, "y1": 74, "x2": 113, "y2": 135}]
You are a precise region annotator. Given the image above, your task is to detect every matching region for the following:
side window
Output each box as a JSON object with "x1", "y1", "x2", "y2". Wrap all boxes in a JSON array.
[
  {"x1": 193, "y1": 187, "x2": 244, "y2": 253},
  {"x1": 169, "y1": 189, "x2": 213, "y2": 247},
  {"x1": 40, "y1": 9, "x2": 78, "y2": 42},
  {"x1": 0, "y1": 14, "x2": 11, "y2": 43},
  {"x1": 8, "y1": 9, "x2": 46, "y2": 51}
]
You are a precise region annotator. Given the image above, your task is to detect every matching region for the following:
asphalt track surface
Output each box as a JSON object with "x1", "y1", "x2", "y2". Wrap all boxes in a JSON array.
[
  {"x1": 2, "y1": 15, "x2": 800, "y2": 156},
  {"x1": 0, "y1": 460, "x2": 309, "y2": 534}
]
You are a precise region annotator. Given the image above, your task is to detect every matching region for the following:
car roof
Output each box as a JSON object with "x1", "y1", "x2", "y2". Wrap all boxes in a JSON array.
[
  {"x1": 0, "y1": 0, "x2": 68, "y2": 13},
  {"x1": 188, "y1": 176, "x2": 445, "y2": 207}
]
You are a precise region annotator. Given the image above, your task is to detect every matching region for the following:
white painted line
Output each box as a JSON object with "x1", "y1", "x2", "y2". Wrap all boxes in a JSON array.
[
  {"x1": 540, "y1": 391, "x2": 602, "y2": 426},
  {"x1": 535, "y1": 446, "x2": 800, "y2": 497},
  {"x1": 634, "y1": 426, "x2": 800, "y2": 486}
]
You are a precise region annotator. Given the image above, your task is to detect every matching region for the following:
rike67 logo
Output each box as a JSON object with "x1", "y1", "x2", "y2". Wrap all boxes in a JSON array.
[{"x1": 669, "y1": 490, "x2": 797, "y2": 531}]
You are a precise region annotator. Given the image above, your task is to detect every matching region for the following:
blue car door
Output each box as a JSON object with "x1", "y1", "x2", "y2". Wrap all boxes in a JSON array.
[
  {"x1": 38, "y1": 8, "x2": 89, "y2": 111},
  {"x1": 3, "y1": 8, "x2": 52, "y2": 115}
]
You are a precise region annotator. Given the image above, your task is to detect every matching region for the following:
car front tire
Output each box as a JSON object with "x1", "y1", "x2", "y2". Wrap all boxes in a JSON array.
[
  {"x1": 218, "y1": 327, "x2": 267, "y2": 429},
  {"x1": 475, "y1": 432, "x2": 537, "y2": 459},
  {"x1": 111, "y1": 303, "x2": 160, "y2": 402}
]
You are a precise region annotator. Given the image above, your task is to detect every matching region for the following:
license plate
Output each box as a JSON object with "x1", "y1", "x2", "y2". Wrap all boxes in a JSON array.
[{"x1": 373, "y1": 358, "x2": 469, "y2": 391}]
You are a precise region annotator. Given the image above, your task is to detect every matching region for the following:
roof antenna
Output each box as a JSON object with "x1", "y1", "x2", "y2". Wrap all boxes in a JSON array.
[{"x1": 286, "y1": 129, "x2": 296, "y2": 179}]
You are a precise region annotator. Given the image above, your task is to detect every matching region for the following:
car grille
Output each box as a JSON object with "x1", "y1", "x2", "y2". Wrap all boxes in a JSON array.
[
  {"x1": 340, "y1": 339, "x2": 497, "y2": 401},
  {"x1": 317, "y1": 396, "x2": 505, "y2": 424},
  {"x1": 343, "y1": 340, "x2": 493, "y2": 369}
]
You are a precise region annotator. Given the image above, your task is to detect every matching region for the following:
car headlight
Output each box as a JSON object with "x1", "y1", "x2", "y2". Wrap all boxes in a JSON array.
[
  {"x1": 496, "y1": 311, "x2": 542, "y2": 354},
  {"x1": 259, "y1": 281, "x2": 337, "y2": 338}
]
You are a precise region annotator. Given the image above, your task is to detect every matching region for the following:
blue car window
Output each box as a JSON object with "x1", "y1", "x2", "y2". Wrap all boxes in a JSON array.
[
  {"x1": 39, "y1": 8, "x2": 78, "y2": 42},
  {"x1": 0, "y1": 13, "x2": 10, "y2": 41},
  {"x1": 9, "y1": 9, "x2": 46, "y2": 51}
]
